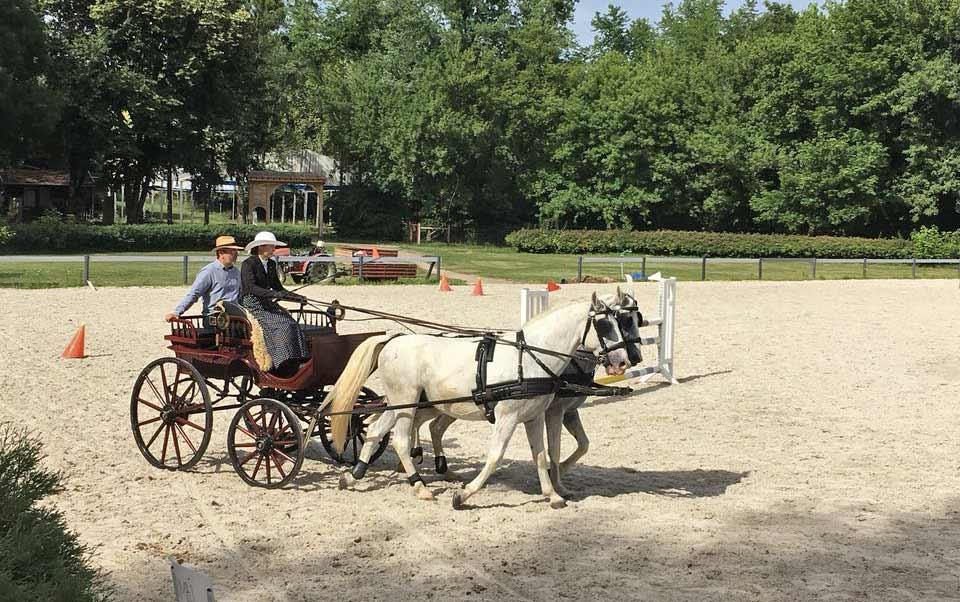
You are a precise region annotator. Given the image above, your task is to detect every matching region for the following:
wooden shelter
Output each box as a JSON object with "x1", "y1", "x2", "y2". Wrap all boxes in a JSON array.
[{"x1": 248, "y1": 171, "x2": 327, "y2": 233}]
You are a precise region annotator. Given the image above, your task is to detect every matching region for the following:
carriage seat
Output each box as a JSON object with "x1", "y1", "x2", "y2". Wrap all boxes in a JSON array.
[{"x1": 212, "y1": 300, "x2": 253, "y2": 340}]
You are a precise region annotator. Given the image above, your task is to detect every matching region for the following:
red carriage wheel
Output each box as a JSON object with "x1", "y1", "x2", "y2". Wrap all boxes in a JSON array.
[
  {"x1": 130, "y1": 357, "x2": 213, "y2": 470},
  {"x1": 316, "y1": 387, "x2": 391, "y2": 466},
  {"x1": 227, "y1": 398, "x2": 304, "y2": 488}
]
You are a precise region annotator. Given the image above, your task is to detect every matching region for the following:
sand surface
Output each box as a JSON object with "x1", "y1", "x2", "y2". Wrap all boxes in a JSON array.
[{"x1": 1, "y1": 280, "x2": 959, "y2": 601}]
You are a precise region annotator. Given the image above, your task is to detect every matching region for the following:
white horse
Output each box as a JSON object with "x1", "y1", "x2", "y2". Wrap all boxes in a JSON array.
[
  {"x1": 325, "y1": 292, "x2": 637, "y2": 509},
  {"x1": 407, "y1": 290, "x2": 644, "y2": 497}
]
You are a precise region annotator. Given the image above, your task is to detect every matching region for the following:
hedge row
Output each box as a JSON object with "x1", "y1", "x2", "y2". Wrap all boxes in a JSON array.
[
  {"x1": 0, "y1": 217, "x2": 324, "y2": 253},
  {"x1": 504, "y1": 228, "x2": 939, "y2": 259}
]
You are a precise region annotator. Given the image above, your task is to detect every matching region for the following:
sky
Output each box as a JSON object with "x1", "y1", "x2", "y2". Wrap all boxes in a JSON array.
[{"x1": 572, "y1": 0, "x2": 817, "y2": 44}]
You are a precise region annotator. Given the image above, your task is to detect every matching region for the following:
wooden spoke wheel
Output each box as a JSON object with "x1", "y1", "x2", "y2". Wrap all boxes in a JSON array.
[
  {"x1": 317, "y1": 387, "x2": 391, "y2": 466},
  {"x1": 131, "y1": 358, "x2": 212, "y2": 470},
  {"x1": 227, "y1": 398, "x2": 304, "y2": 488}
]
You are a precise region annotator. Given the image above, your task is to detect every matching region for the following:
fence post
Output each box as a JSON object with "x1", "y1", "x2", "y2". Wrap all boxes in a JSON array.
[
  {"x1": 863, "y1": 257, "x2": 867, "y2": 279},
  {"x1": 758, "y1": 257, "x2": 763, "y2": 280},
  {"x1": 811, "y1": 258, "x2": 816, "y2": 280},
  {"x1": 183, "y1": 255, "x2": 189, "y2": 285},
  {"x1": 641, "y1": 256, "x2": 646, "y2": 280},
  {"x1": 358, "y1": 253, "x2": 364, "y2": 281},
  {"x1": 912, "y1": 257, "x2": 917, "y2": 279},
  {"x1": 701, "y1": 256, "x2": 707, "y2": 281},
  {"x1": 577, "y1": 256, "x2": 583, "y2": 283},
  {"x1": 82, "y1": 255, "x2": 90, "y2": 284},
  {"x1": 435, "y1": 256, "x2": 441, "y2": 282}
]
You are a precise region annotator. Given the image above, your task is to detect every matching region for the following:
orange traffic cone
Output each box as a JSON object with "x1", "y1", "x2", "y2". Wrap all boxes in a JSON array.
[
  {"x1": 62, "y1": 324, "x2": 86, "y2": 359},
  {"x1": 371, "y1": 246, "x2": 381, "y2": 259},
  {"x1": 471, "y1": 279, "x2": 484, "y2": 296},
  {"x1": 546, "y1": 280, "x2": 560, "y2": 292},
  {"x1": 439, "y1": 275, "x2": 452, "y2": 292}
]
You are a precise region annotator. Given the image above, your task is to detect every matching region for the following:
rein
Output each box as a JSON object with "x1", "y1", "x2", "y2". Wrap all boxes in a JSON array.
[
  {"x1": 299, "y1": 296, "x2": 608, "y2": 365},
  {"x1": 295, "y1": 294, "x2": 643, "y2": 422}
]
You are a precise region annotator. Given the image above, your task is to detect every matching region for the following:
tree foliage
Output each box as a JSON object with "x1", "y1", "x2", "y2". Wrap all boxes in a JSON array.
[{"x1": 5, "y1": 0, "x2": 960, "y2": 239}]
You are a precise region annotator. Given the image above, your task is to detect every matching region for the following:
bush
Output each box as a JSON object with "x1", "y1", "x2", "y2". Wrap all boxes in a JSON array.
[
  {"x1": 909, "y1": 226, "x2": 960, "y2": 258},
  {"x1": 505, "y1": 228, "x2": 915, "y2": 258},
  {"x1": 0, "y1": 424, "x2": 112, "y2": 601},
  {"x1": 0, "y1": 224, "x2": 10, "y2": 247},
  {"x1": 1, "y1": 221, "x2": 327, "y2": 253}
]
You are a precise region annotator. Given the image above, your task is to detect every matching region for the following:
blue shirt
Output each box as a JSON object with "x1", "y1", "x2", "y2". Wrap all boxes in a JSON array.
[{"x1": 173, "y1": 260, "x2": 241, "y2": 317}]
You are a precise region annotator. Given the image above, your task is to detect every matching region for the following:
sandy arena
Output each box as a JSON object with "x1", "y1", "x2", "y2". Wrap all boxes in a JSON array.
[{"x1": 1, "y1": 279, "x2": 959, "y2": 601}]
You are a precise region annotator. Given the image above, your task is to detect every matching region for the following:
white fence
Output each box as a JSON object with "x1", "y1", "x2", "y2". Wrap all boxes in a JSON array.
[{"x1": 519, "y1": 277, "x2": 678, "y2": 385}]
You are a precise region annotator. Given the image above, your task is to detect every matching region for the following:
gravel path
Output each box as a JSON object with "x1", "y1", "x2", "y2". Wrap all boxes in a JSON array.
[{"x1": 1, "y1": 280, "x2": 958, "y2": 601}]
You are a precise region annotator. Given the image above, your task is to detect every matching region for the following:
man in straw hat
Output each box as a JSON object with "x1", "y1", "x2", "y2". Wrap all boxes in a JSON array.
[{"x1": 165, "y1": 235, "x2": 243, "y2": 323}]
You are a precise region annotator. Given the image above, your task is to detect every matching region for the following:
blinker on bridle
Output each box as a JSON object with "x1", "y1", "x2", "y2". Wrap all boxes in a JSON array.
[{"x1": 582, "y1": 300, "x2": 643, "y2": 367}]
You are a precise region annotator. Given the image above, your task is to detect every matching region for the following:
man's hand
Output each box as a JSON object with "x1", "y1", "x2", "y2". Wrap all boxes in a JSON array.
[
  {"x1": 285, "y1": 292, "x2": 308, "y2": 304},
  {"x1": 164, "y1": 313, "x2": 179, "y2": 322}
]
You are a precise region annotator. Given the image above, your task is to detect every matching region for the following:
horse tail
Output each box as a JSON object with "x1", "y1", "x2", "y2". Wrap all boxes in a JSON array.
[{"x1": 326, "y1": 334, "x2": 393, "y2": 453}]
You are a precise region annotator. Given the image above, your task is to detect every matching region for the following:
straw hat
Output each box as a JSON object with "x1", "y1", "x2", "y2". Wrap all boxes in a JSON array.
[
  {"x1": 244, "y1": 231, "x2": 287, "y2": 254},
  {"x1": 213, "y1": 235, "x2": 243, "y2": 252}
]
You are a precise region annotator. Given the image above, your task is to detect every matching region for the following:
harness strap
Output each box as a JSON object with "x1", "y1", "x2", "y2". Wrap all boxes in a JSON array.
[{"x1": 472, "y1": 330, "x2": 565, "y2": 424}]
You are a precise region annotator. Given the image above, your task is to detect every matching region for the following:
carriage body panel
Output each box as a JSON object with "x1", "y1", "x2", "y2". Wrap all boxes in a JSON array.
[{"x1": 163, "y1": 308, "x2": 381, "y2": 392}]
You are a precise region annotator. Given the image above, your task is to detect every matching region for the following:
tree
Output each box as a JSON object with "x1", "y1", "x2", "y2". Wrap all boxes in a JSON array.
[{"x1": 0, "y1": 0, "x2": 59, "y2": 168}]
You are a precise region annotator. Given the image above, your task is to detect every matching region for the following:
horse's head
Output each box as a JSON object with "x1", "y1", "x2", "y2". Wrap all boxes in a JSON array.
[
  {"x1": 612, "y1": 287, "x2": 643, "y2": 366},
  {"x1": 582, "y1": 288, "x2": 643, "y2": 376}
]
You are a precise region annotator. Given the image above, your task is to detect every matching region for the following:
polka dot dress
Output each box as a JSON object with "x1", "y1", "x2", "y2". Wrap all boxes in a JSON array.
[{"x1": 241, "y1": 295, "x2": 310, "y2": 369}]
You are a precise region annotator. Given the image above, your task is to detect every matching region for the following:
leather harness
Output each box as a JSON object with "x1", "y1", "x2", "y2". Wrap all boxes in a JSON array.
[{"x1": 470, "y1": 302, "x2": 643, "y2": 423}]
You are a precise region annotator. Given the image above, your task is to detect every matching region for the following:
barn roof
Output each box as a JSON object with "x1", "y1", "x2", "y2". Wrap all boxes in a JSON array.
[{"x1": 1, "y1": 168, "x2": 95, "y2": 187}]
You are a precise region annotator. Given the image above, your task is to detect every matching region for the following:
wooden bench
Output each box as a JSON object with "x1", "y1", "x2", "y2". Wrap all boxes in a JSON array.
[{"x1": 334, "y1": 244, "x2": 417, "y2": 280}]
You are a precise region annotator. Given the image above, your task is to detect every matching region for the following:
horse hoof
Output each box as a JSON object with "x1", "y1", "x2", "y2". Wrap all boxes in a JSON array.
[
  {"x1": 416, "y1": 487, "x2": 435, "y2": 501},
  {"x1": 452, "y1": 491, "x2": 465, "y2": 510},
  {"x1": 550, "y1": 498, "x2": 567, "y2": 510},
  {"x1": 338, "y1": 473, "x2": 352, "y2": 491}
]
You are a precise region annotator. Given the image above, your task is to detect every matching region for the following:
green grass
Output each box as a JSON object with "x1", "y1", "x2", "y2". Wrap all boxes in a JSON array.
[
  {"x1": 1, "y1": 242, "x2": 957, "y2": 288},
  {"x1": 0, "y1": 256, "x2": 447, "y2": 289},
  {"x1": 400, "y1": 242, "x2": 960, "y2": 283}
]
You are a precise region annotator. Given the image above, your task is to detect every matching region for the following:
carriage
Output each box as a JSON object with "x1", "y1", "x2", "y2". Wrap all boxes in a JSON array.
[{"x1": 129, "y1": 302, "x2": 391, "y2": 488}]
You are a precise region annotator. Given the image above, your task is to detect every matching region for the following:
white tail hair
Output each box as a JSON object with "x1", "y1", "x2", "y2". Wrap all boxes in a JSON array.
[{"x1": 326, "y1": 334, "x2": 393, "y2": 452}]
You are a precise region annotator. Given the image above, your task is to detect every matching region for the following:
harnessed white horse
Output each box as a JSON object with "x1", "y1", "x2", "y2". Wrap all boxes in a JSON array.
[
  {"x1": 324, "y1": 291, "x2": 642, "y2": 508},
  {"x1": 408, "y1": 290, "x2": 644, "y2": 497}
]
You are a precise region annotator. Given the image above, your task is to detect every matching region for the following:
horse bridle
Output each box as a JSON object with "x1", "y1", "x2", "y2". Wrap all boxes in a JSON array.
[{"x1": 580, "y1": 299, "x2": 644, "y2": 368}]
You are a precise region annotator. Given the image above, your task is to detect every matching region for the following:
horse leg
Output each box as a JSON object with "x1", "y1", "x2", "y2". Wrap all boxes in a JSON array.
[
  {"x1": 429, "y1": 414, "x2": 457, "y2": 480},
  {"x1": 525, "y1": 413, "x2": 566, "y2": 509},
  {"x1": 390, "y1": 412, "x2": 435, "y2": 501},
  {"x1": 398, "y1": 410, "x2": 432, "y2": 472},
  {"x1": 451, "y1": 413, "x2": 519, "y2": 510},
  {"x1": 545, "y1": 401, "x2": 570, "y2": 497},
  {"x1": 559, "y1": 409, "x2": 589, "y2": 476},
  {"x1": 338, "y1": 409, "x2": 398, "y2": 491}
]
